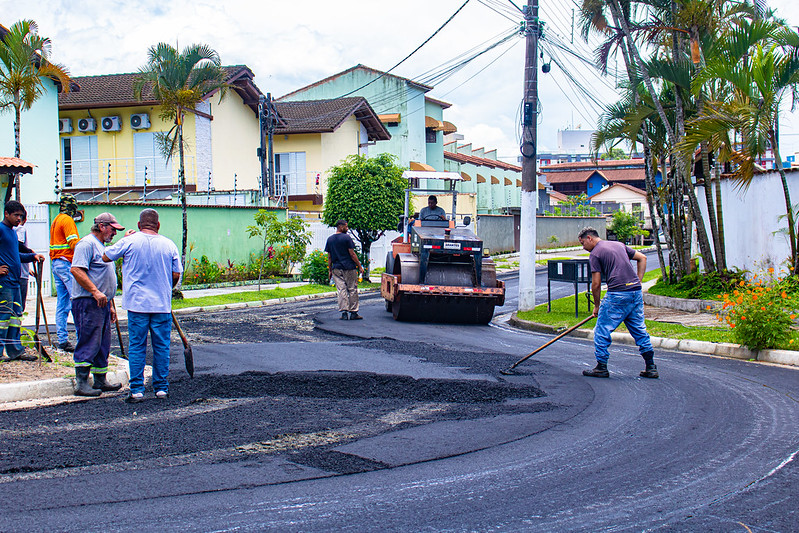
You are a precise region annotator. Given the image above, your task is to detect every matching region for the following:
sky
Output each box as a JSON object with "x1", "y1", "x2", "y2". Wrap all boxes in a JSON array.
[{"x1": 3, "y1": 0, "x2": 799, "y2": 163}]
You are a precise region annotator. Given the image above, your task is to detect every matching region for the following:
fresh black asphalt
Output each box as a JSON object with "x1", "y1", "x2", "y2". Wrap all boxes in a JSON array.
[{"x1": 2, "y1": 258, "x2": 798, "y2": 532}]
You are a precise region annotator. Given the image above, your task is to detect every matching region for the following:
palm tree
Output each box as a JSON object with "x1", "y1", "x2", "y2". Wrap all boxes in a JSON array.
[
  {"x1": 681, "y1": 33, "x2": 799, "y2": 268},
  {"x1": 134, "y1": 42, "x2": 227, "y2": 269},
  {"x1": 0, "y1": 19, "x2": 70, "y2": 202}
]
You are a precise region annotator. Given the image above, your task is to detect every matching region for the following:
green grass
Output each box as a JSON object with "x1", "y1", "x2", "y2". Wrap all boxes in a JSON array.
[
  {"x1": 172, "y1": 282, "x2": 380, "y2": 309},
  {"x1": 516, "y1": 289, "x2": 735, "y2": 343}
]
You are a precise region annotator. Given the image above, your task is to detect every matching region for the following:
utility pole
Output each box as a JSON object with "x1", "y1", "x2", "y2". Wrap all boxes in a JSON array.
[
  {"x1": 266, "y1": 93, "x2": 277, "y2": 205},
  {"x1": 258, "y1": 95, "x2": 268, "y2": 200},
  {"x1": 518, "y1": 0, "x2": 539, "y2": 311}
]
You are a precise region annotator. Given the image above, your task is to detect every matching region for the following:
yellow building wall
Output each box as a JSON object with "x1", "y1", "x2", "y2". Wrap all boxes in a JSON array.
[
  {"x1": 59, "y1": 106, "x2": 196, "y2": 188},
  {"x1": 274, "y1": 116, "x2": 362, "y2": 217},
  {"x1": 208, "y1": 91, "x2": 260, "y2": 191},
  {"x1": 410, "y1": 193, "x2": 477, "y2": 222}
]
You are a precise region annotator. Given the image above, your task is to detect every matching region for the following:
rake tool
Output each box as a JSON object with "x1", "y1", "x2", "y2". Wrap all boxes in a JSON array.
[{"x1": 500, "y1": 315, "x2": 595, "y2": 375}]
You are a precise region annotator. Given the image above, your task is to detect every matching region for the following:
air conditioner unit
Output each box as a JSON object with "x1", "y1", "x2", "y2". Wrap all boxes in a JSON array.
[
  {"x1": 59, "y1": 118, "x2": 72, "y2": 133},
  {"x1": 130, "y1": 113, "x2": 150, "y2": 130},
  {"x1": 77, "y1": 117, "x2": 96, "y2": 133},
  {"x1": 101, "y1": 116, "x2": 122, "y2": 132}
]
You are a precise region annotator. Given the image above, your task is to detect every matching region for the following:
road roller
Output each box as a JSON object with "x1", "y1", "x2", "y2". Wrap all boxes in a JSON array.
[{"x1": 381, "y1": 171, "x2": 505, "y2": 324}]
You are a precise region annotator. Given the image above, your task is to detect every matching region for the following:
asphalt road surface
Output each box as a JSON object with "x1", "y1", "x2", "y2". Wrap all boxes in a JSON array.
[{"x1": 3, "y1": 252, "x2": 798, "y2": 532}]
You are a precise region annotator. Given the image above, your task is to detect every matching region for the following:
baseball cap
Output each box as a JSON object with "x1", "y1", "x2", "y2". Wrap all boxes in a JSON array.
[{"x1": 94, "y1": 212, "x2": 124, "y2": 230}]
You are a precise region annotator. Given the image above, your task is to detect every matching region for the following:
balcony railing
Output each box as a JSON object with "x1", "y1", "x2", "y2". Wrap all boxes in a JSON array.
[{"x1": 58, "y1": 156, "x2": 197, "y2": 189}]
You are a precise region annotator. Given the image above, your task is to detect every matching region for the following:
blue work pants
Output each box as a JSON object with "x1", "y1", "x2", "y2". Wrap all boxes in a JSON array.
[
  {"x1": 594, "y1": 290, "x2": 653, "y2": 363},
  {"x1": 52, "y1": 258, "x2": 76, "y2": 345},
  {"x1": 127, "y1": 311, "x2": 172, "y2": 395}
]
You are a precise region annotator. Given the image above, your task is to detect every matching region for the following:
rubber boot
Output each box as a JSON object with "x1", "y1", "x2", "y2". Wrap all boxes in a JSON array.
[
  {"x1": 92, "y1": 372, "x2": 122, "y2": 392},
  {"x1": 74, "y1": 367, "x2": 101, "y2": 397},
  {"x1": 640, "y1": 351, "x2": 659, "y2": 378},
  {"x1": 582, "y1": 361, "x2": 609, "y2": 378}
]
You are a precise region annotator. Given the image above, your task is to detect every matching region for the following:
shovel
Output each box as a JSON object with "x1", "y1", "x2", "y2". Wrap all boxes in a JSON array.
[
  {"x1": 171, "y1": 312, "x2": 194, "y2": 378},
  {"x1": 500, "y1": 315, "x2": 595, "y2": 375},
  {"x1": 33, "y1": 262, "x2": 52, "y2": 361}
]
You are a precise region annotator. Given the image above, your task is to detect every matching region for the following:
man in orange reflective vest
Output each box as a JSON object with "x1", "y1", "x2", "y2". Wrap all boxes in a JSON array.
[{"x1": 49, "y1": 194, "x2": 80, "y2": 351}]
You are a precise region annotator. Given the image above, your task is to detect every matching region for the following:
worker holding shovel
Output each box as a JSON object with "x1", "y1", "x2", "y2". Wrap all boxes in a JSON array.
[
  {"x1": 577, "y1": 227, "x2": 658, "y2": 379},
  {"x1": 70, "y1": 213, "x2": 125, "y2": 397}
]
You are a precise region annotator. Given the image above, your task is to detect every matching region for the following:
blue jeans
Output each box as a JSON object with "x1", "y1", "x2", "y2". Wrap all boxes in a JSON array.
[
  {"x1": 0, "y1": 286, "x2": 24, "y2": 358},
  {"x1": 594, "y1": 290, "x2": 653, "y2": 364},
  {"x1": 127, "y1": 311, "x2": 172, "y2": 395},
  {"x1": 52, "y1": 258, "x2": 75, "y2": 345}
]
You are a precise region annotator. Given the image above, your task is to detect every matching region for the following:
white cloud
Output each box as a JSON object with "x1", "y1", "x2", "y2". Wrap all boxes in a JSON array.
[{"x1": 4, "y1": 0, "x2": 799, "y2": 157}]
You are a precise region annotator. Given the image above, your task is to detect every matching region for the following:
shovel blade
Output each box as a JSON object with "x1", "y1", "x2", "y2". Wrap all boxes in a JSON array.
[{"x1": 184, "y1": 345, "x2": 194, "y2": 378}]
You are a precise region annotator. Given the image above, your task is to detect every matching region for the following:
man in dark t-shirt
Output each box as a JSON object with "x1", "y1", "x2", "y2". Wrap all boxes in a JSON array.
[
  {"x1": 325, "y1": 219, "x2": 364, "y2": 320},
  {"x1": 578, "y1": 226, "x2": 657, "y2": 379}
]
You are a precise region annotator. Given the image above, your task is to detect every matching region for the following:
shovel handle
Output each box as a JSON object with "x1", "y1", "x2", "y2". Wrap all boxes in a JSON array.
[{"x1": 508, "y1": 315, "x2": 595, "y2": 370}]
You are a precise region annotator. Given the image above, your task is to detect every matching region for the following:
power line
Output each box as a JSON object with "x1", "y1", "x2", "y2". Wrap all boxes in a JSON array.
[{"x1": 336, "y1": 0, "x2": 472, "y2": 98}]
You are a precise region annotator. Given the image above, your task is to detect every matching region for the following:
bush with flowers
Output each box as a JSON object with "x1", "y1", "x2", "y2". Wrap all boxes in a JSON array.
[{"x1": 716, "y1": 267, "x2": 799, "y2": 350}]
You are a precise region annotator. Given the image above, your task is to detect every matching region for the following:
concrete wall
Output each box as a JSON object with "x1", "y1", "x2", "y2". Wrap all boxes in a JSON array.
[
  {"x1": 695, "y1": 170, "x2": 799, "y2": 274},
  {"x1": 537, "y1": 216, "x2": 607, "y2": 248},
  {"x1": 47, "y1": 203, "x2": 286, "y2": 267},
  {"x1": 0, "y1": 78, "x2": 61, "y2": 205},
  {"x1": 476, "y1": 215, "x2": 515, "y2": 253}
]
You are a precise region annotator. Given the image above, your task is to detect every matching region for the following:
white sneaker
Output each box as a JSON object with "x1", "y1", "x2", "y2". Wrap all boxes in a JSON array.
[{"x1": 155, "y1": 390, "x2": 168, "y2": 399}]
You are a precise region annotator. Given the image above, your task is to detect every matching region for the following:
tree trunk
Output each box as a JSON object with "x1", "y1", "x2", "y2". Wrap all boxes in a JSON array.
[
  {"x1": 669, "y1": 20, "x2": 715, "y2": 274},
  {"x1": 769, "y1": 129, "x2": 798, "y2": 270},
  {"x1": 714, "y1": 165, "x2": 727, "y2": 269},
  {"x1": 8, "y1": 98, "x2": 22, "y2": 203},
  {"x1": 178, "y1": 117, "x2": 188, "y2": 285},
  {"x1": 642, "y1": 135, "x2": 667, "y2": 281},
  {"x1": 700, "y1": 143, "x2": 724, "y2": 270}
]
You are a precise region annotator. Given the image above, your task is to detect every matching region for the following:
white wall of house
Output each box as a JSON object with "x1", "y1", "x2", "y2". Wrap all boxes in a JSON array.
[
  {"x1": 695, "y1": 170, "x2": 799, "y2": 274},
  {"x1": 590, "y1": 185, "x2": 651, "y2": 226}
]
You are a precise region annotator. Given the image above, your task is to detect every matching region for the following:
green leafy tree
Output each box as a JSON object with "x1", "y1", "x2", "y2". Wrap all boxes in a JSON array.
[
  {"x1": 609, "y1": 209, "x2": 649, "y2": 244},
  {"x1": 247, "y1": 210, "x2": 311, "y2": 289},
  {"x1": 323, "y1": 153, "x2": 406, "y2": 281},
  {"x1": 0, "y1": 19, "x2": 71, "y2": 202},
  {"x1": 599, "y1": 147, "x2": 628, "y2": 160},
  {"x1": 134, "y1": 42, "x2": 227, "y2": 270}
]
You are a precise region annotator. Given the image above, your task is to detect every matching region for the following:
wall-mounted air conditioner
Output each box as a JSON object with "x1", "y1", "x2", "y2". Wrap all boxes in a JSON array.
[
  {"x1": 77, "y1": 118, "x2": 96, "y2": 132},
  {"x1": 130, "y1": 113, "x2": 150, "y2": 130},
  {"x1": 59, "y1": 118, "x2": 72, "y2": 133},
  {"x1": 101, "y1": 116, "x2": 122, "y2": 132}
]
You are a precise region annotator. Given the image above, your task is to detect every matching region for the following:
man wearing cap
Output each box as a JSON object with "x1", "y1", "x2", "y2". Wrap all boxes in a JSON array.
[
  {"x1": 70, "y1": 213, "x2": 125, "y2": 396},
  {"x1": 50, "y1": 194, "x2": 80, "y2": 352}
]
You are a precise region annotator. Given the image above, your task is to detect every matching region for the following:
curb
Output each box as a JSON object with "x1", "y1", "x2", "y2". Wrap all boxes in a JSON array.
[
  {"x1": 172, "y1": 287, "x2": 380, "y2": 316},
  {"x1": 508, "y1": 314, "x2": 799, "y2": 368},
  {"x1": 642, "y1": 292, "x2": 720, "y2": 313},
  {"x1": 0, "y1": 357, "x2": 130, "y2": 404}
]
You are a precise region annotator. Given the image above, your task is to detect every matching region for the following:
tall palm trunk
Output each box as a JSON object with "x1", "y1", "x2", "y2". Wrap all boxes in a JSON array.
[
  {"x1": 642, "y1": 136, "x2": 667, "y2": 280},
  {"x1": 178, "y1": 114, "x2": 188, "y2": 277},
  {"x1": 670, "y1": 24, "x2": 715, "y2": 273},
  {"x1": 6, "y1": 94, "x2": 22, "y2": 203},
  {"x1": 768, "y1": 129, "x2": 798, "y2": 270},
  {"x1": 714, "y1": 165, "x2": 726, "y2": 269}
]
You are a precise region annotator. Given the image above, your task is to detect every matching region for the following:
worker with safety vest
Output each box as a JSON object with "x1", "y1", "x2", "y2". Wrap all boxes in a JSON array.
[{"x1": 49, "y1": 193, "x2": 80, "y2": 351}]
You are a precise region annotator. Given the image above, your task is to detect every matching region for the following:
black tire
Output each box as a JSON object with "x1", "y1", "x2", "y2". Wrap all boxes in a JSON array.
[{"x1": 385, "y1": 299, "x2": 392, "y2": 312}]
